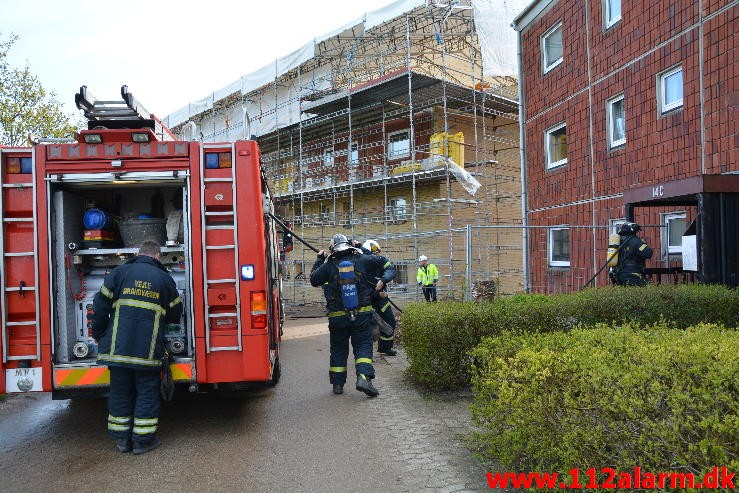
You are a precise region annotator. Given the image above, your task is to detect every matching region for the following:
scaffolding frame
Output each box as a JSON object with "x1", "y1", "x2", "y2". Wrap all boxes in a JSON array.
[{"x1": 172, "y1": 1, "x2": 523, "y2": 306}]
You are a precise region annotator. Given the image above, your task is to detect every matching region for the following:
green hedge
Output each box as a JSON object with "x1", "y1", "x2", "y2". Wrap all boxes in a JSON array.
[
  {"x1": 401, "y1": 284, "x2": 739, "y2": 390},
  {"x1": 469, "y1": 323, "x2": 739, "y2": 479}
]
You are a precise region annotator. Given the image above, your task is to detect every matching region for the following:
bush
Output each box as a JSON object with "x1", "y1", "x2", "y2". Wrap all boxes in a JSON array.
[
  {"x1": 469, "y1": 323, "x2": 739, "y2": 482},
  {"x1": 401, "y1": 284, "x2": 738, "y2": 390}
]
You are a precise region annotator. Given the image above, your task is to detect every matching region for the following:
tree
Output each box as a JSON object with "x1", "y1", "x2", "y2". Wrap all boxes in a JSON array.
[{"x1": 0, "y1": 33, "x2": 80, "y2": 146}]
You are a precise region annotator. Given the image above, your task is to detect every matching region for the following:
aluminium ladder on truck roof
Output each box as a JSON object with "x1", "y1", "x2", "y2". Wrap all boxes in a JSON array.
[{"x1": 75, "y1": 85, "x2": 175, "y2": 141}]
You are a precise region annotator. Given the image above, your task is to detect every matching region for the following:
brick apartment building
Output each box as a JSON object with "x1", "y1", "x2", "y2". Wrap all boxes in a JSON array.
[{"x1": 513, "y1": 0, "x2": 738, "y2": 292}]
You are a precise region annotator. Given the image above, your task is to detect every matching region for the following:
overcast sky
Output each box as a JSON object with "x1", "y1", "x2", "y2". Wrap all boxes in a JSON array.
[{"x1": 3, "y1": 0, "x2": 396, "y2": 119}]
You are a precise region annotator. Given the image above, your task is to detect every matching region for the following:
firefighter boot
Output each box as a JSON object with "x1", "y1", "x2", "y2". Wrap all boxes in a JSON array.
[
  {"x1": 133, "y1": 436, "x2": 161, "y2": 455},
  {"x1": 333, "y1": 384, "x2": 344, "y2": 394},
  {"x1": 378, "y1": 348, "x2": 397, "y2": 356},
  {"x1": 356, "y1": 374, "x2": 379, "y2": 397},
  {"x1": 115, "y1": 439, "x2": 132, "y2": 453}
]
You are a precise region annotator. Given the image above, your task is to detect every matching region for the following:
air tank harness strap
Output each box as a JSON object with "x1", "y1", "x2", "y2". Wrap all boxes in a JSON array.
[{"x1": 328, "y1": 306, "x2": 374, "y2": 318}]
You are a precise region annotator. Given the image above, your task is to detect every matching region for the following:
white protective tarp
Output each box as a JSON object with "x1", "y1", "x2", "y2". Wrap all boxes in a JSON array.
[
  {"x1": 315, "y1": 17, "x2": 365, "y2": 44},
  {"x1": 276, "y1": 41, "x2": 315, "y2": 76},
  {"x1": 446, "y1": 157, "x2": 481, "y2": 196},
  {"x1": 241, "y1": 61, "x2": 278, "y2": 94},
  {"x1": 165, "y1": 0, "x2": 428, "y2": 132},
  {"x1": 366, "y1": 0, "x2": 426, "y2": 30},
  {"x1": 213, "y1": 78, "x2": 242, "y2": 104},
  {"x1": 471, "y1": 0, "x2": 529, "y2": 76}
]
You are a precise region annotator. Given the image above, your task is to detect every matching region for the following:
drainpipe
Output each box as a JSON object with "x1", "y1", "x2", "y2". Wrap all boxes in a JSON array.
[
  {"x1": 242, "y1": 104, "x2": 251, "y2": 140},
  {"x1": 516, "y1": 27, "x2": 530, "y2": 293},
  {"x1": 184, "y1": 121, "x2": 197, "y2": 141}
]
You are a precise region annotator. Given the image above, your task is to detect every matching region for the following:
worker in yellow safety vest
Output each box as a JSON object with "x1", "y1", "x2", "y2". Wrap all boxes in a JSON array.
[{"x1": 416, "y1": 255, "x2": 439, "y2": 302}]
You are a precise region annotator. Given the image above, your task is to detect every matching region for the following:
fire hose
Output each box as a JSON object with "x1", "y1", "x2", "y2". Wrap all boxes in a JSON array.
[{"x1": 266, "y1": 212, "x2": 403, "y2": 314}]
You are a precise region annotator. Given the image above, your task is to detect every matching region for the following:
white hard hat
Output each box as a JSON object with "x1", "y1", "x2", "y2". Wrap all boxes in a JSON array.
[
  {"x1": 362, "y1": 240, "x2": 381, "y2": 253},
  {"x1": 418, "y1": 255, "x2": 428, "y2": 262}
]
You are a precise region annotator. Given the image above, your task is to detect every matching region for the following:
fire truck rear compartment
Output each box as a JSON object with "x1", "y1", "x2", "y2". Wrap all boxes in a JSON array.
[{"x1": 50, "y1": 182, "x2": 192, "y2": 366}]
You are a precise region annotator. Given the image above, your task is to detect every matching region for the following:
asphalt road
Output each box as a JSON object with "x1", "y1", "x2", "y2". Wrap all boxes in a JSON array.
[{"x1": 0, "y1": 317, "x2": 489, "y2": 493}]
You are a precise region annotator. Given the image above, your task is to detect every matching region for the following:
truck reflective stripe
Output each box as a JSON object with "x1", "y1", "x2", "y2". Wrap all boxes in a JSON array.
[
  {"x1": 55, "y1": 367, "x2": 110, "y2": 386},
  {"x1": 170, "y1": 363, "x2": 193, "y2": 380},
  {"x1": 55, "y1": 364, "x2": 193, "y2": 387}
]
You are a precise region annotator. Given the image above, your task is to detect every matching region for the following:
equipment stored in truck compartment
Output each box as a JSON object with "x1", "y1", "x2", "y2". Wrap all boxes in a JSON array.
[{"x1": 0, "y1": 86, "x2": 283, "y2": 397}]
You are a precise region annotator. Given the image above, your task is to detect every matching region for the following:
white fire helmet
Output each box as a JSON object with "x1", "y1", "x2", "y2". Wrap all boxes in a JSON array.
[
  {"x1": 362, "y1": 240, "x2": 381, "y2": 253},
  {"x1": 418, "y1": 255, "x2": 428, "y2": 262},
  {"x1": 329, "y1": 233, "x2": 351, "y2": 252}
]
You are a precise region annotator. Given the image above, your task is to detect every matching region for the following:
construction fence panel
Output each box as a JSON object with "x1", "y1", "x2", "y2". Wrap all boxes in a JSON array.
[{"x1": 279, "y1": 224, "x2": 687, "y2": 310}]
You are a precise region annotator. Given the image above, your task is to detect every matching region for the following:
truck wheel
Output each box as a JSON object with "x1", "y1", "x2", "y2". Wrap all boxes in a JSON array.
[{"x1": 267, "y1": 358, "x2": 281, "y2": 387}]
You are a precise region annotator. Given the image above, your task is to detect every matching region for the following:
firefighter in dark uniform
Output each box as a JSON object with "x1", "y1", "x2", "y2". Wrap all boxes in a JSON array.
[
  {"x1": 359, "y1": 239, "x2": 398, "y2": 356},
  {"x1": 310, "y1": 234, "x2": 395, "y2": 397},
  {"x1": 613, "y1": 222, "x2": 653, "y2": 286},
  {"x1": 91, "y1": 240, "x2": 182, "y2": 454}
]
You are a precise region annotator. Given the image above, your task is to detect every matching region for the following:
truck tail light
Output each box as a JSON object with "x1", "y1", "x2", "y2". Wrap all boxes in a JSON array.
[{"x1": 250, "y1": 291, "x2": 267, "y2": 329}]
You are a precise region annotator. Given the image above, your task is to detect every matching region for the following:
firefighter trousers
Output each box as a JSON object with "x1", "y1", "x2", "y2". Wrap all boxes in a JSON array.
[
  {"x1": 615, "y1": 272, "x2": 648, "y2": 286},
  {"x1": 374, "y1": 299, "x2": 396, "y2": 352},
  {"x1": 107, "y1": 366, "x2": 161, "y2": 445},
  {"x1": 328, "y1": 312, "x2": 374, "y2": 385}
]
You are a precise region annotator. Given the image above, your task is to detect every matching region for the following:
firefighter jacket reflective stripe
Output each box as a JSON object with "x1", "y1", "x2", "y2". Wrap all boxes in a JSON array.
[
  {"x1": 309, "y1": 249, "x2": 395, "y2": 314},
  {"x1": 417, "y1": 263, "x2": 439, "y2": 286},
  {"x1": 92, "y1": 255, "x2": 183, "y2": 370},
  {"x1": 615, "y1": 235, "x2": 653, "y2": 275}
]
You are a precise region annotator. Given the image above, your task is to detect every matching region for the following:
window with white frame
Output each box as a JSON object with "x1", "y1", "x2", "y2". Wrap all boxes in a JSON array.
[
  {"x1": 610, "y1": 218, "x2": 627, "y2": 235},
  {"x1": 349, "y1": 141, "x2": 359, "y2": 181},
  {"x1": 545, "y1": 123, "x2": 568, "y2": 169},
  {"x1": 389, "y1": 197, "x2": 407, "y2": 222},
  {"x1": 323, "y1": 147, "x2": 334, "y2": 167},
  {"x1": 604, "y1": 0, "x2": 621, "y2": 28},
  {"x1": 320, "y1": 203, "x2": 331, "y2": 223},
  {"x1": 663, "y1": 212, "x2": 686, "y2": 256},
  {"x1": 542, "y1": 23, "x2": 563, "y2": 73},
  {"x1": 607, "y1": 94, "x2": 626, "y2": 148},
  {"x1": 388, "y1": 263, "x2": 408, "y2": 289},
  {"x1": 659, "y1": 66, "x2": 683, "y2": 114},
  {"x1": 349, "y1": 141, "x2": 359, "y2": 164},
  {"x1": 388, "y1": 130, "x2": 410, "y2": 159},
  {"x1": 548, "y1": 227, "x2": 570, "y2": 267}
]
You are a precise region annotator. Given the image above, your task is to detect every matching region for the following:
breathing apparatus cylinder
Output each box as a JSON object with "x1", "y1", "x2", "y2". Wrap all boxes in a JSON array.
[
  {"x1": 607, "y1": 233, "x2": 621, "y2": 267},
  {"x1": 338, "y1": 260, "x2": 359, "y2": 321}
]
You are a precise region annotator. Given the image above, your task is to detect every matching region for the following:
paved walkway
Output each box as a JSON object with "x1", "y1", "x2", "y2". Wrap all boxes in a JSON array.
[
  {"x1": 283, "y1": 314, "x2": 491, "y2": 492},
  {"x1": 0, "y1": 314, "x2": 492, "y2": 493}
]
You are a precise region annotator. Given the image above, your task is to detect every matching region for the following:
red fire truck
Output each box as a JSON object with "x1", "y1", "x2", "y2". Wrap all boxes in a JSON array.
[{"x1": 0, "y1": 86, "x2": 282, "y2": 398}]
